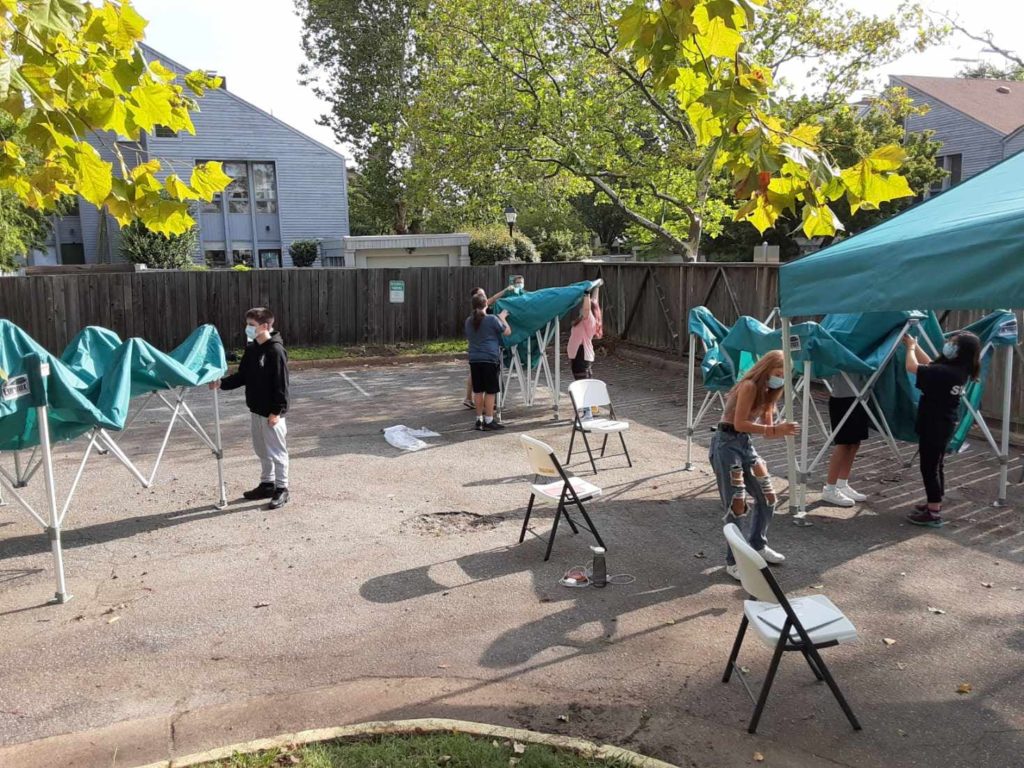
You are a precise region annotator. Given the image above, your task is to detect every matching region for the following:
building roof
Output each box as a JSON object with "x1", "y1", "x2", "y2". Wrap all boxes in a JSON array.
[
  {"x1": 139, "y1": 43, "x2": 348, "y2": 162},
  {"x1": 892, "y1": 75, "x2": 1024, "y2": 136}
]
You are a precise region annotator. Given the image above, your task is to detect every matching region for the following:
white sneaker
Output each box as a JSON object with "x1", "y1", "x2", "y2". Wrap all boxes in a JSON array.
[
  {"x1": 821, "y1": 485, "x2": 856, "y2": 507},
  {"x1": 757, "y1": 546, "x2": 786, "y2": 564},
  {"x1": 838, "y1": 483, "x2": 867, "y2": 502},
  {"x1": 725, "y1": 564, "x2": 741, "y2": 581}
]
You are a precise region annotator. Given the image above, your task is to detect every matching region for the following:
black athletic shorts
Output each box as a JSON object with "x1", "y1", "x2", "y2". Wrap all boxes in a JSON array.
[
  {"x1": 469, "y1": 361, "x2": 500, "y2": 395},
  {"x1": 829, "y1": 396, "x2": 869, "y2": 445},
  {"x1": 571, "y1": 346, "x2": 593, "y2": 380}
]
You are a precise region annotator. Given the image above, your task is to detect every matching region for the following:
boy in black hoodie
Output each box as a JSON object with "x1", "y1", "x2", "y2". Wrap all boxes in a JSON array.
[{"x1": 211, "y1": 307, "x2": 290, "y2": 509}]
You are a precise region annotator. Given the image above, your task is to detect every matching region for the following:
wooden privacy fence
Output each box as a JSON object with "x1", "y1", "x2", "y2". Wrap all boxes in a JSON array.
[
  {"x1": 0, "y1": 264, "x2": 1020, "y2": 427},
  {"x1": 0, "y1": 263, "x2": 777, "y2": 354}
]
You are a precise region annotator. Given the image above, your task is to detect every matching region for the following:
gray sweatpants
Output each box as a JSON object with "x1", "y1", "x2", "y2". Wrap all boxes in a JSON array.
[{"x1": 251, "y1": 413, "x2": 289, "y2": 488}]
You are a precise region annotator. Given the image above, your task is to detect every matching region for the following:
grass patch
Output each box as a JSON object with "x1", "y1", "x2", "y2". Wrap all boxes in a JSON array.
[
  {"x1": 234, "y1": 339, "x2": 467, "y2": 362},
  {"x1": 201, "y1": 732, "x2": 637, "y2": 768}
]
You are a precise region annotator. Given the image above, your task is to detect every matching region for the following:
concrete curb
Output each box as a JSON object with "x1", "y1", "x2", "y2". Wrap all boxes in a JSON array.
[
  {"x1": 289, "y1": 352, "x2": 468, "y2": 371},
  {"x1": 131, "y1": 718, "x2": 679, "y2": 768}
]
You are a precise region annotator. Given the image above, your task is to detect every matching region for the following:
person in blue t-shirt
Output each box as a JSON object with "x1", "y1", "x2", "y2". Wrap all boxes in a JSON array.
[{"x1": 465, "y1": 292, "x2": 511, "y2": 431}]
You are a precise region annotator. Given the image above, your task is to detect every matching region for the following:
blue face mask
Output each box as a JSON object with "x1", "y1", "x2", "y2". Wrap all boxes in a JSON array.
[
  {"x1": 767, "y1": 375, "x2": 785, "y2": 390},
  {"x1": 942, "y1": 341, "x2": 958, "y2": 359},
  {"x1": 245, "y1": 325, "x2": 258, "y2": 342}
]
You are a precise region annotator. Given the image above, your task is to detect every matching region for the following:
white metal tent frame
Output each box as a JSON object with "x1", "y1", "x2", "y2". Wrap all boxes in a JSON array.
[
  {"x1": 684, "y1": 308, "x2": 864, "y2": 472},
  {"x1": 780, "y1": 314, "x2": 1022, "y2": 524},
  {"x1": 498, "y1": 316, "x2": 562, "y2": 421},
  {"x1": 0, "y1": 357, "x2": 227, "y2": 604}
]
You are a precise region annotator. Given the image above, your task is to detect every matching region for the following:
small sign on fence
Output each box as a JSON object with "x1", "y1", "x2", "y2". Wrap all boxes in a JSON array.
[{"x1": 389, "y1": 280, "x2": 405, "y2": 304}]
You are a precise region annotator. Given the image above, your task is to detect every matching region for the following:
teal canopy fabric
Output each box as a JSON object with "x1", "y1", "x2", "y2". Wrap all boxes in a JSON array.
[
  {"x1": 0, "y1": 321, "x2": 226, "y2": 452},
  {"x1": 947, "y1": 310, "x2": 1019, "y2": 451},
  {"x1": 779, "y1": 149, "x2": 1024, "y2": 316},
  {"x1": 494, "y1": 281, "x2": 597, "y2": 349}
]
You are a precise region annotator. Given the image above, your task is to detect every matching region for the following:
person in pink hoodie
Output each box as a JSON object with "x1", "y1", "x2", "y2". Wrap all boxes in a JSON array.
[{"x1": 567, "y1": 283, "x2": 602, "y2": 380}]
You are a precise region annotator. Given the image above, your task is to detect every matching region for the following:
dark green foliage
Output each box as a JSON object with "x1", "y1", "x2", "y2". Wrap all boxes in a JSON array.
[
  {"x1": 119, "y1": 217, "x2": 198, "y2": 269},
  {"x1": 289, "y1": 239, "x2": 320, "y2": 267}
]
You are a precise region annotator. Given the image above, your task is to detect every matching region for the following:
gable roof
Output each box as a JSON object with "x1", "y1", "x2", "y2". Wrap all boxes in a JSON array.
[
  {"x1": 139, "y1": 43, "x2": 348, "y2": 162},
  {"x1": 892, "y1": 75, "x2": 1024, "y2": 136}
]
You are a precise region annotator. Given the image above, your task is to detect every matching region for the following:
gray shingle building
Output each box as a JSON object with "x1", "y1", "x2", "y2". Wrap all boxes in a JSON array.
[{"x1": 33, "y1": 45, "x2": 350, "y2": 269}]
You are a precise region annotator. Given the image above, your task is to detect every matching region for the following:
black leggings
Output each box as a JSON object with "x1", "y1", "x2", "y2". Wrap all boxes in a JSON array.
[{"x1": 919, "y1": 430, "x2": 951, "y2": 505}]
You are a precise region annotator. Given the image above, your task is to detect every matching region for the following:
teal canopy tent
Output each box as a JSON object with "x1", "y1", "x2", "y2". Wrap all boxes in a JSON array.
[
  {"x1": 779, "y1": 150, "x2": 1024, "y2": 316},
  {"x1": 777, "y1": 150, "x2": 1024, "y2": 511},
  {"x1": 494, "y1": 280, "x2": 598, "y2": 419},
  {"x1": 0, "y1": 321, "x2": 228, "y2": 604}
]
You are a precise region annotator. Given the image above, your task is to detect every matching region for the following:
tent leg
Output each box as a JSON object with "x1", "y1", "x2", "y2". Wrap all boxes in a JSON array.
[
  {"x1": 213, "y1": 386, "x2": 228, "y2": 509},
  {"x1": 686, "y1": 333, "x2": 696, "y2": 470},
  {"x1": 37, "y1": 400, "x2": 70, "y2": 604},
  {"x1": 799, "y1": 360, "x2": 812, "y2": 517},
  {"x1": 780, "y1": 320, "x2": 806, "y2": 526},
  {"x1": 554, "y1": 317, "x2": 560, "y2": 421},
  {"x1": 995, "y1": 344, "x2": 1013, "y2": 507}
]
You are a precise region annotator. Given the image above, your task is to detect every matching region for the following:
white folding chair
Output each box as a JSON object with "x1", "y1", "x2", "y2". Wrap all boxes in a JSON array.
[
  {"x1": 566, "y1": 379, "x2": 631, "y2": 474},
  {"x1": 722, "y1": 524, "x2": 861, "y2": 734},
  {"x1": 519, "y1": 434, "x2": 606, "y2": 561}
]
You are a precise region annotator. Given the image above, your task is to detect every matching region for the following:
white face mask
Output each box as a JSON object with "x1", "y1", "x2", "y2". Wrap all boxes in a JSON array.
[{"x1": 245, "y1": 325, "x2": 259, "y2": 342}]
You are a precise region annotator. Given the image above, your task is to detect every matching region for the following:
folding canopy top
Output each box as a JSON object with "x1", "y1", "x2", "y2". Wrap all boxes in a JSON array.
[
  {"x1": 0, "y1": 320, "x2": 226, "y2": 451},
  {"x1": 779, "y1": 149, "x2": 1024, "y2": 317}
]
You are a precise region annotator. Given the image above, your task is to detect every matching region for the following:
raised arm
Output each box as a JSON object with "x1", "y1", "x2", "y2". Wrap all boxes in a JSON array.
[
  {"x1": 498, "y1": 309, "x2": 512, "y2": 336},
  {"x1": 486, "y1": 286, "x2": 509, "y2": 307},
  {"x1": 903, "y1": 334, "x2": 931, "y2": 374}
]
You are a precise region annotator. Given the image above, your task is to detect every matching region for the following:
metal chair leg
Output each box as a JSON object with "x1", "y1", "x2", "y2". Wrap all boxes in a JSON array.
[
  {"x1": 748, "y1": 633, "x2": 787, "y2": 733},
  {"x1": 800, "y1": 646, "x2": 824, "y2": 681},
  {"x1": 574, "y1": 500, "x2": 605, "y2": 549},
  {"x1": 580, "y1": 430, "x2": 598, "y2": 474},
  {"x1": 807, "y1": 646, "x2": 862, "y2": 730},
  {"x1": 620, "y1": 432, "x2": 633, "y2": 467},
  {"x1": 566, "y1": 425, "x2": 578, "y2": 466},
  {"x1": 519, "y1": 494, "x2": 535, "y2": 543},
  {"x1": 544, "y1": 502, "x2": 565, "y2": 561},
  {"x1": 600, "y1": 434, "x2": 609, "y2": 457},
  {"x1": 562, "y1": 507, "x2": 581, "y2": 534},
  {"x1": 723, "y1": 616, "x2": 749, "y2": 683}
]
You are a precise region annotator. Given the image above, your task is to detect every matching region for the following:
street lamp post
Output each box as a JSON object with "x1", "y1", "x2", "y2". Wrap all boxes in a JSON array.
[{"x1": 504, "y1": 205, "x2": 518, "y2": 239}]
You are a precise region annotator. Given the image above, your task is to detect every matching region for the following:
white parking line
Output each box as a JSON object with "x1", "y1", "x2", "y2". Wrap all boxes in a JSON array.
[{"x1": 337, "y1": 372, "x2": 371, "y2": 397}]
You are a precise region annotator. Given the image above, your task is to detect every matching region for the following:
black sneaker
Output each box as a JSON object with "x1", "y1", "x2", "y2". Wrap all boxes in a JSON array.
[
  {"x1": 243, "y1": 482, "x2": 275, "y2": 500},
  {"x1": 475, "y1": 418, "x2": 484, "y2": 431},
  {"x1": 269, "y1": 488, "x2": 290, "y2": 510},
  {"x1": 484, "y1": 420, "x2": 505, "y2": 431},
  {"x1": 908, "y1": 509, "x2": 943, "y2": 527}
]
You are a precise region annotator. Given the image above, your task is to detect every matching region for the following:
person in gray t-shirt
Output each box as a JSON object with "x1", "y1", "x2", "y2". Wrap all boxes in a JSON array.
[{"x1": 822, "y1": 373, "x2": 870, "y2": 506}]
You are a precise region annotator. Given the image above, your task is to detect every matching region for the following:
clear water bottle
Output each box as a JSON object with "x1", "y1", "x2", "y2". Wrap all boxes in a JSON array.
[{"x1": 591, "y1": 546, "x2": 607, "y2": 588}]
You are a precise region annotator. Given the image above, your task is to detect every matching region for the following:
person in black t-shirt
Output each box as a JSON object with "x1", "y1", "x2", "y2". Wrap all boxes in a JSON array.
[{"x1": 902, "y1": 331, "x2": 981, "y2": 527}]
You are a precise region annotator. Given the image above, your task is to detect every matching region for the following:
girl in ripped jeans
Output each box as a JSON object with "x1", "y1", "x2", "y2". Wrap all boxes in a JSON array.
[{"x1": 709, "y1": 350, "x2": 799, "y2": 581}]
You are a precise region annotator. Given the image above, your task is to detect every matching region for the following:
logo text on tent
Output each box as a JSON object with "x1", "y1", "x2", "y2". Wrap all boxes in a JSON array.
[{"x1": 1, "y1": 375, "x2": 30, "y2": 402}]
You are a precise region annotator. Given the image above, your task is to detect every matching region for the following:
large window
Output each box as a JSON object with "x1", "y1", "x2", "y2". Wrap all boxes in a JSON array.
[
  {"x1": 259, "y1": 248, "x2": 281, "y2": 268},
  {"x1": 223, "y1": 162, "x2": 250, "y2": 214},
  {"x1": 253, "y1": 162, "x2": 278, "y2": 214},
  {"x1": 930, "y1": 154, "x2": 963, "y2": 195}
]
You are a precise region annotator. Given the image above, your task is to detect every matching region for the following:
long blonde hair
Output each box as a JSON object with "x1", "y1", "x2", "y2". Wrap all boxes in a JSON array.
[{"x1": 728, "y1": 349, "x2": 785, "y2": 417}]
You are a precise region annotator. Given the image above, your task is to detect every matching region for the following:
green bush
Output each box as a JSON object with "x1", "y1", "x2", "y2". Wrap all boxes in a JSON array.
[
  {"x1": 182, "y1": 263, "x2": 209, "y2": 271},
  {"x1": 119, "y1": 216, "x2": 198, "y2": 269},
  {"x1": 289, "y1": 239, "x2": 320, "y2": 267},
  {"x1": 536, "y1": 229, "x2": 591, "y2": 262},
  {"x1": 466, "y1": 226, "x2": 538, "y2": 265},
  {"x1": 231, "y1": 263, "x2": 252, "y2": 272}
]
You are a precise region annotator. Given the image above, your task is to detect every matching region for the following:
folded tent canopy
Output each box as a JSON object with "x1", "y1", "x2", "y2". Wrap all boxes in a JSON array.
[
  {"x1": 0, "y1": 320, "x2": 228, "y2": 604},
  {"x1": 778, "y1": 148, "x2": 1024, "y2": 511},
  {"x1": 493, "y1": 279, "x2": 599, "y2": 420}
]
